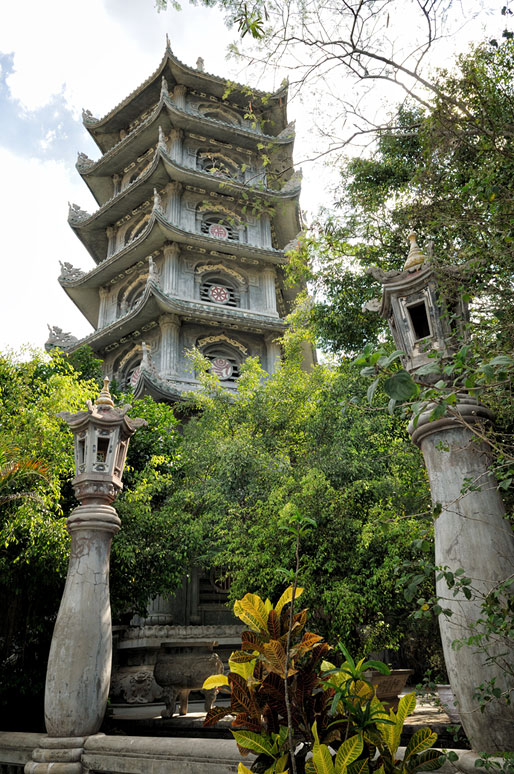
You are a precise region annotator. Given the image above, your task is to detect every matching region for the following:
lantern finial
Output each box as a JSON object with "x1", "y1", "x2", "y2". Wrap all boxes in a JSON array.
[
  {"x1": 404, "y1": 231, "x2": 427, "y2": 270},
  {"x1": 95, "y1": 377, "x2": 114, "y2": 408}
]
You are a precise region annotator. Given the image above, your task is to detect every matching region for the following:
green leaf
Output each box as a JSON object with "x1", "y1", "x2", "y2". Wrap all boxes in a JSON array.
[
  {"x1": 313, "y1": 742, "x2": 335, "y2": 774},
  {"x1": 367, "y1": 378, "x2": 380, "y2": 404},
  {"x1": 383, "y1": 371, "x2": 418, "y2": 401},
  {"x1": 406, "y1": 750, "x2": 446, "y2": 773},
  {"x1": 415, "y1": 363, "x2": 441, "y2": 376},
  {"x1": 404, "y1": 727, "x2": 438, "y2": 761},
  {"x1": 232, "y1": 730, "x2": 275, "y2": 756},
  {"x1": 334, "y1": 734, "x2": 363, "y2": 773}
]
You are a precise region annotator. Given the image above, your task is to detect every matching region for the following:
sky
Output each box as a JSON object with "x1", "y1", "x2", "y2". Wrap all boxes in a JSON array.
[{"x1": 0, "y1": 0, "x2": 504, "y2": 352}]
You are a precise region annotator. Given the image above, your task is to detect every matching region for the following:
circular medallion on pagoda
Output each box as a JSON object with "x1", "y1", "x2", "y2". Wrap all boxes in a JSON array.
[
  {"x1": 210, "y1": 357, "x2": 233, "y2": 380},
  {"x1": 130, "y1": 367, "x2": 141, "y2": 388},
  {"x1": 208, "y1": 284, "x2": 230, "y2": 304},
  {"x1": 208, "y1": 223, "x2": 229, "y2": 239}
]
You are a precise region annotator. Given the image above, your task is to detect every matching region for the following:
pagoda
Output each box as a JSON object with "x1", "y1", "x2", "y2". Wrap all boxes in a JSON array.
[{"x1": 48, "y1": 39, "x2": 311, "y2": 399}]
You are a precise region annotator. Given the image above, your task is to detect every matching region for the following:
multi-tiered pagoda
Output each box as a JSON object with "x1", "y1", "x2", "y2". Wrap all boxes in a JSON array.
[{"x1": 48, "y1": 41, "x2": 311, "y2": 399}]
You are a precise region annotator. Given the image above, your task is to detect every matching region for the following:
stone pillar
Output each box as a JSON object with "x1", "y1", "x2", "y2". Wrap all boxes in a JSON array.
[
  {"x1": 262, "y1": 268, "x2": 277, "y2": 315},
  {"x1": 98, "y1": 286, "x2": 108, "y2": 328},
  {"x1": 169, "y1": 128, "x2": 184, "y2": 163},
  {"x1": 162, "y1": 242, "x2": 180, "y2": 295},
  {"x1": 166, "y1": 182, "x2": 182, "y2": 226},
  {"x1": 106, "y1": 226, "x2": 115, "y2": 257},
  {"x1": 173, "y1": 84, "x2": 187, "y2": 111},
  {"x1": 260, "y1": 214, "x2": 272, "y2": 248},
  {"x1": 159, "y1": 313, "x2": 181, "y2": 377},
  {"x1": 409, "y1": 397, "x2": 514, "y2": 753},
  {"x1": 265, "y1": 334, "x2": 281, "y2": 375},
  {"x1": 25, "y1": 382, "x2": 145, "y2": 774},
  {"x1": 44, "y1": 504, "x2": 121, "y2": 738}
]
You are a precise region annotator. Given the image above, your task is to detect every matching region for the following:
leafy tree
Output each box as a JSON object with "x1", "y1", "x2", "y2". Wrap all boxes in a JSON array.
[
  {"x1": 0, "y1": 348, "x2": 186, "y2": 726},
  {"x1": 163, "y1": 346, "x2": 437, "y2": 663}
]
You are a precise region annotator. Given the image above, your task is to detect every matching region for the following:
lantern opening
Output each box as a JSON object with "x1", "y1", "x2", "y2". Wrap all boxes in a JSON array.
[
  {"x1": 407, "y1": 301, "x2": 431, "y2": 340},
  {"x1": 96, "y1": 436, "x2": 110, "y2": 463}
]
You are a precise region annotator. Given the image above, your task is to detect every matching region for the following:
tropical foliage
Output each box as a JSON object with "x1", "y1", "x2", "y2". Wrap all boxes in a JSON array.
[{"x1": 203, "y1": 588, "x2": 447, "y2": 774}]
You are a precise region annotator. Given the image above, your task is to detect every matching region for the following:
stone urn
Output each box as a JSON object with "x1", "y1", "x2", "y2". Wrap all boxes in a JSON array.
[
  {"x1": 436, "y1": 684, "x2": 460, "y2": 723},
  {"x1": 153, "y1": 640, "x2": 224, "y2": 717},
  {"x1": 364, "y1": 669, "x2": 414, "y2": 710}
]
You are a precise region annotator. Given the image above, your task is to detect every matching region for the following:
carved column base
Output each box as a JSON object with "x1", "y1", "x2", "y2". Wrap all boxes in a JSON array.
[{"x1": 25, "y1": 736, "x2": 85, "y2": 774}]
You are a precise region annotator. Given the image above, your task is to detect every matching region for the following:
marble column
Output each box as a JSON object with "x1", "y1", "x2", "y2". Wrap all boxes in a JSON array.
[
  {"x1": 106, "y1": 226, "x2": 115, "y2": 258},
  {"x1": 44, "y1": 504, "x2": 121, "y2": 740},
  {"x1": 173, "y1": 84, "x2": 187, "y2": 111},
  {"x1": 98, "y1": 286, "x2": 108, "y2": 329},
  {"x1": 262, "y1": 267, "x2": 277, "y2": 315},
  {"x1": 169, "y1": 128, "x2": 184, "y2": 163},
  {"x1": 159, "y1": 313, "x2": 181, "y2": 378},
  {"x1": 265, "y1": 334, "x2": 282, "y2": 375},
  {"x1": 166, "y1": 181, "x2": 182, "y2": 226},
  {"x1": 409, "y1": 397, "x2": 514, "y2": 753},
  {"x1": 162, "y1": 242, "x2": 180, "y2": 295}
]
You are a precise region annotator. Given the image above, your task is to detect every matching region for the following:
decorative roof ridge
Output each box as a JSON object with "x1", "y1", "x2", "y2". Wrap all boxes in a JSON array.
[
  {"x1": 78, "y1": 93, "x2": 293, "y2": 174},
  {"x1": 70, "y1": 282, "x2": 285, "y2": 350},
  {"x1": 75, "y1": 147, "x2": 300, "y2": 225},
  {"x1": 83, "y1": 43, "x2": 286, "y2": 131}
]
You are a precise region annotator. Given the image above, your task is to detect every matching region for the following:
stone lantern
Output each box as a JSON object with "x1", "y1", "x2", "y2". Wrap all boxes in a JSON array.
[
  {"x1": 378, "y1": 232, "x2": 469, "y2": 373},
  {"x1": 26, "y1": 380, "x2": 145, "y2": 774},
  {"x1": 373, "y1": 234, "x2": 514, "y2": 753},
  {"x1": 64, "y1": 377, "x2": 138, "y2": 504}
]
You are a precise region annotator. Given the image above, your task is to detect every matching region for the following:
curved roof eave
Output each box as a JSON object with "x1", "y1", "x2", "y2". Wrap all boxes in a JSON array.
[
  {"x1": 83, "y1": 46, "x2": 288, "y2": 145},
  {"x1": 69, "y1": 208, "x2": 288, "y2": 270},
  {"x1": 67, "y1": 281, "x2": 286, "y2": 354},
  {"x1": 81, "y1": 91, "x2": 295, "y2": 165},
  {"x1": 131, "y1": 368, "x2": 186, "y2": 403},
  {"x1": 78, "y1": 141, "x2": 300, "y2": 214}
]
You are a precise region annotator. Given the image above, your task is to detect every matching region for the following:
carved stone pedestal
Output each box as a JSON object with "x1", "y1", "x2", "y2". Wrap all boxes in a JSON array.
[{"x1": 25, "y1": 736, "x2": 85, "y2": 774}]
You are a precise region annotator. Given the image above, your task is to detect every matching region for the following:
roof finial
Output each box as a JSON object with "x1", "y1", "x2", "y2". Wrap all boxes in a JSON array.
[
  {"x1": 166, "y1": 33, "x2": 170, "y2": 49},
  {"x1": 404, "y1": 231, "x2": 427, "y2": 271},
  {"x1": 196, "y1": 57, "x2": 204, "y2": 72},
  {"x1": 95, "y1": 377, "x2": 114, "y2": 408}
]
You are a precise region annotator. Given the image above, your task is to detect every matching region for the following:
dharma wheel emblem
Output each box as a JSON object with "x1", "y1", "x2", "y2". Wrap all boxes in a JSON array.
[
  {"x1": 208, "y1": 223, "x2": 229, "y2": 239},
  {"x1": 210, "y1": 357, "x2": 233, "y2": 380},
  {"x1": 208, "y1": 284, "x2": 230, "y2": 304}
]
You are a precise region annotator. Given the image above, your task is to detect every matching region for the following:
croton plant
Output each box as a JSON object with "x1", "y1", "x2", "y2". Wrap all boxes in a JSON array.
[{"x1": 203, "y1": 587, "x2": 449, "y2": 774}]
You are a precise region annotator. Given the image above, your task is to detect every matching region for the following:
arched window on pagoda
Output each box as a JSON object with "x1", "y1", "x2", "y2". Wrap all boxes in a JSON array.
[
  {"x1": 117, "y1": 275, "x2": 148, "y2": 317},
  {"x1": 200, "y1": 274, "x2": 240, "y2": 308},
  {"x1": 121, "y1": 157, "x2": 153, "y2": 191},
  {"x1": 196, "y1": 151, "x2": 241, "y2": 181},
  {"x1": 113, "y1": 346, "x2": 143, "y2": 390},
  {"x1": 123, "y1": 214, "x2": 150, "y2": 246},
  {"x1": 200, "y1": 342, "x2": 243, "y2": 381},
  {"x1": 199, "y1": 212, "x2": 242, "y2": 242}
]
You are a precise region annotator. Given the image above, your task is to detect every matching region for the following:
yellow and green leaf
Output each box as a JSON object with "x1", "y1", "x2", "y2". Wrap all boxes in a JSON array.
[
  {"x1": 232, "y1": 730, "x2": 275, "y2": 756},
  {"x1": 234, "y1": 593, "x2": 270, "y2": 632},
  {"x1": 393, "y1": 693, "x2": 417, "y2": 753},
  {"x1": 406, "y1": 749, "x2": 445, "y2": 773},
  {"x1": 334, "y1": 734, "x2": 363, "y2": 774},
  {"x1": 404, "y1": 729, "x2": 438, "y2": 763},
  {"x1": 312, "y1": 743, "x2": 335, "y2": 774},
  {"x1": 202, "y1": 674, "x2": 229, "y2": 690},
  {"x1": 275, "y1": 585, "x2": 304, "y2": 617},
  {"x1": 238, "y1": 764, "x2": 254, "y2": 774}
]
